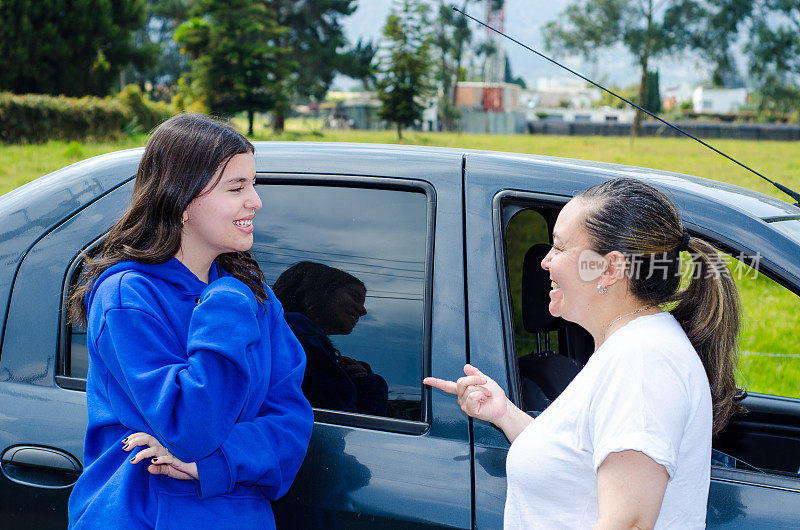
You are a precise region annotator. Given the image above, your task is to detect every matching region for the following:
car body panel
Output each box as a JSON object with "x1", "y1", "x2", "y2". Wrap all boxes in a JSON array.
[{"x1": 1, "y1": 142, "x2": 799, "y2": 528}]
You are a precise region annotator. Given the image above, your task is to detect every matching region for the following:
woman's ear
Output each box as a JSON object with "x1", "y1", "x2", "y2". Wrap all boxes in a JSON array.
[{"x1": 602, "y1": 250, "x2": 628, "y2": 287}]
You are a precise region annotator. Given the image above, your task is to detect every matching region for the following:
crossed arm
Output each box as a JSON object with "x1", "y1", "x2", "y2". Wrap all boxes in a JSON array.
[{"x1": 103, "y1": 277, "x2": 312, "y2": 496}]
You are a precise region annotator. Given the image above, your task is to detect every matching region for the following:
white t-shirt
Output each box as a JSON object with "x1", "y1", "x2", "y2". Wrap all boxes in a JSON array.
[{"x1": 504, "y1": 312, "x2": 712, "y2": 529}]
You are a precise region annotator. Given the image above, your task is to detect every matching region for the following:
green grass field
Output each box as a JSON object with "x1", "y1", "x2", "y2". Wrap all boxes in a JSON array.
[{"x1": 1, "y1": 124, "x2": 798, "y2": 397}]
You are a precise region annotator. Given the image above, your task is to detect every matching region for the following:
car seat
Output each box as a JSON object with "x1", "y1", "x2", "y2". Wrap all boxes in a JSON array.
[{"x1": 518, "y1": 243, "x2": 584, "y2": 412}]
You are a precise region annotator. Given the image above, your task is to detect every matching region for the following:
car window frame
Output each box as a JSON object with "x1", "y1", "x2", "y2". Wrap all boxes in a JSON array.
[{"x1": 57, "y1": 173, "x2": 436, "y2": 436}]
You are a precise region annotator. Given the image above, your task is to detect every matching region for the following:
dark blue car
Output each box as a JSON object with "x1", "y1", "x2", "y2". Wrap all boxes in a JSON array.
[{"x1": 1, "y1": 142, "x2": 799, "y2": 528}]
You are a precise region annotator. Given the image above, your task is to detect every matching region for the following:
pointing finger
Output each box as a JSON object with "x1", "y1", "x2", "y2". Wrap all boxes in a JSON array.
[{"x1": 423, "y1": 377, "x2": 458, "y2": 395}]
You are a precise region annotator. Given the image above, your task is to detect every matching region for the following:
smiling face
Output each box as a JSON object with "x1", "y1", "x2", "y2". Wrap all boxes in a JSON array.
[
  {"x1": 179, "y1": 152, "x2": 261, "y2": 273},
  {"x1": 540, "y1": 199, "x2": 600, "y2": 326},
  {"x1": 317, "y1": 283, "x2": 367, "y2": 335}
]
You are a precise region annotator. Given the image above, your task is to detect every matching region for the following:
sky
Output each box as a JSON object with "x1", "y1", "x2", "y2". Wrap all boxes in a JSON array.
[{"x1": 338, "y1": 0, "x2": 715, "y2": 91}]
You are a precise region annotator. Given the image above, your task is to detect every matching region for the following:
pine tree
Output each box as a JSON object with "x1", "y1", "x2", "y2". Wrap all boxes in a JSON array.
[
  {"x1": 376, "y1": 0, "x2": 433, "y2": 139},
  {"x1": 643, "y1": 70, "x2": 661, "y2": 114},
  {"x1": 175, "y1": 0, "x2": 288, "y2": 135},
  {"x1": 430, "y1": 0, "x2": 473, "y2": 131}
]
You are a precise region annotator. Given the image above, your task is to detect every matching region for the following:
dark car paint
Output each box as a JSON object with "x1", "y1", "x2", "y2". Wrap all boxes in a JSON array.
[{"x1": 0, "y1": 142, "x2": 799, "y2": 528}]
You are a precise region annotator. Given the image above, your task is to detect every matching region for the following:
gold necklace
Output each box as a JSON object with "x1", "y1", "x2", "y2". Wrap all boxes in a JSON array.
[{"x1": 602, "y1": 305, "x2": 656, "y2": 342}]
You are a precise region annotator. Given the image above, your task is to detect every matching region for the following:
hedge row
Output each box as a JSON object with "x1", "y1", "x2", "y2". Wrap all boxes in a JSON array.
[{"x1": 0, "y1": 87, "x2": 173, "y2": 144}]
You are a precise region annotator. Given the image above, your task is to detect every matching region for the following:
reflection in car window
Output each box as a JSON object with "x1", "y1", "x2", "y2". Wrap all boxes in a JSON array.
[
  {"x1": 273, "y1": 262, "x2": 388, "y2": 417},
  {"x1": 254, "y1": 184, "x2": 427, "y2": 421}
]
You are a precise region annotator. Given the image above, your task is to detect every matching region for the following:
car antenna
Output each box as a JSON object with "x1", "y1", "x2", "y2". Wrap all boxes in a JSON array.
[{"x1": 452, "y1": 6, "x2": 800, "y2": 206}]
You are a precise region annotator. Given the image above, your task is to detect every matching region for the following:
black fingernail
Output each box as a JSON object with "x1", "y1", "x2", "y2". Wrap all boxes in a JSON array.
[
  {"x1": 151, "y1": 457, "x2": 158, "y2": 463},
  {"x1": 130, "y1": 457, "x2": 135, "y2": 463},
  {"x1": 122, "y1": 437, "x2": 128, "y2": 443}
]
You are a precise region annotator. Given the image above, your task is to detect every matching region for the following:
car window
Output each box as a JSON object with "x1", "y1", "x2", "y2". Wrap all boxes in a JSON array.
[
  {"x1": 69, "y1": 326, "x2": 90, "y2": 380},
  {"x1": 502, "y1": 205, "x2": 800, "y2": 409},
  {"x1": 726, "y1": 253, "x2": 800, "y2": 399},
  {"x1": 504, "y1": 205, "x2": 592, "y2": 413},
  {"x1": 254, "y1": 183, "x2": 428, "y2": 422},
  {"x1": 505, "y1": 208, "x2": 556, "y2": 357},
  {"x1": 62, "y1": 182, "x2": 429, "y2": 425}
]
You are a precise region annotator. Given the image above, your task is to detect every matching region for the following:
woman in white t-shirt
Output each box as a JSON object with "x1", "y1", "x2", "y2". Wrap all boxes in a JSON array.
[{"x1": 425, "y1": 178, "x2": 744, "y2": 529}]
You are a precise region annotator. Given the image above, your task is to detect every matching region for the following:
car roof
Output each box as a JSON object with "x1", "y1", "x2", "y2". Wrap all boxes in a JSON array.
[
  {"x1": 251, "y1": 142, "x2": 800, "y2": 220},
  {"x1": 3, "y1": 142, "x2": 798, "y2": 232}
]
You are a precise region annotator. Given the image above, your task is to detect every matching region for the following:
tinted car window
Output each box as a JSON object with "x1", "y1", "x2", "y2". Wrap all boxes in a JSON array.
[
  {"x1": 70, "y1": 327, "x2": 89, "y2": 379},
  {"x1": 254, "y1": 183, "x2": 427, "y2": 421},
  {"x1": 63, "y1": 183, "x2": 428, "y2": 423}
]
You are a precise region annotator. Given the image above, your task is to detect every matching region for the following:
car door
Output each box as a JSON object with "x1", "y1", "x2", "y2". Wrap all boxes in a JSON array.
[
  {"x1": 464, "y1": 153, "x2": 605, "y2": 528},
  {"x1": 247, "y1": 144, "x2": 472, "y2": 528},
  {"x1": 464, "y1": 152, "x2": 800, "y2": 528},
  {"x1": 2, "y1": 141, "x2": 475, "y2": 528},
  {"x1": 0, "y1": 180, "x2": 134, "y2": 527}
]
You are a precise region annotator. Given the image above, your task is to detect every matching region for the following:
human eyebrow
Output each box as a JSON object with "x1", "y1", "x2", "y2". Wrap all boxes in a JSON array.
[{"x1": 224, "y1": 176, "x2": 250, "y2": 184}]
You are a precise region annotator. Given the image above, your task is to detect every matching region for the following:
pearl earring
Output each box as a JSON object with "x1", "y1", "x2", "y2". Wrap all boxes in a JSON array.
[{"x1": 597, "y1": 284, "x2": 608, "y2": 294}]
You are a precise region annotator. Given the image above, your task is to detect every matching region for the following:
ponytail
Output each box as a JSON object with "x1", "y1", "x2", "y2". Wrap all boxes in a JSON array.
[{"x1": 671, "y1": 237, "x2": 745, "y2": 434}]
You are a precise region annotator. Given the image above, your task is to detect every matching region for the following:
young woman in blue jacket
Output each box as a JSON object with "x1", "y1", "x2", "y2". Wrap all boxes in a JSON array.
[{"x1": 66, "y1": 113, "x2": 314, "y2": 529}]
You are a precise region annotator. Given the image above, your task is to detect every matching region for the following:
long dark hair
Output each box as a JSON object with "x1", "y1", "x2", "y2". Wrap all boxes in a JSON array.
[
  {"x1": 273, "y1": 261, "x2": 364, "y2": 323},
  {"x1": 69, "y1": 113, "x2": 266, "y2": 326},
  {"x1": 576, "y1": 177, "x2": 744, "y2": 434}
]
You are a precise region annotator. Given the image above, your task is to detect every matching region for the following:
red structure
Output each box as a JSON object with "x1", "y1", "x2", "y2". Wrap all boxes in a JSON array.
[{"x1": 482, "y1": 86, "x2": 503, "y2": 112}]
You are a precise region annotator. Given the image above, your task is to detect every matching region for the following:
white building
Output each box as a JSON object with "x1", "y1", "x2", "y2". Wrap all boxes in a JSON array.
[
  {"x1": 692, "y1": 87, "x2": 748, "y2": 113},
  {"x1": 532, "y1": 78, "x2": 602, "y2": 109},
  {"x1": 530, "y1": 107, "x2": 636, "y2": 124},
  {"x1": 661, "y1": 83, "x2": 694, "y2": 110}
]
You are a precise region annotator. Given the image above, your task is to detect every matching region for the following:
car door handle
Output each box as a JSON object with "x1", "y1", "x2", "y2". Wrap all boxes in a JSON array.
[{"x1": 1, "y1": 445, "x2": 82, "y2": 489}]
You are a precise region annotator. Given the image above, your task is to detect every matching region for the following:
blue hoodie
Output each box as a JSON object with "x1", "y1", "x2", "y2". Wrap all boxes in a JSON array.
[{"x1": 68, "y1": 258, "x2": 313, "y2": 529}]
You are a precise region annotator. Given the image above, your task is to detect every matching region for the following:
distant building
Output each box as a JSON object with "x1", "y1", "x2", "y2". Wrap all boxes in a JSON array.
[
  {"x1": 531, "y1": 107, "x2": 636, "y2": 124},
  {"x1": 531, "y1": 78, "x2": 602, "y2": 109},
  {"x1": 692, "y1": 87, "x2": 748, "y2": 113},
  {"x1": 320, "y1": 91, "x2": 383, "y2": 130},
  {"x1": 454, "y1": 81, "x2": 527, "y2": 134},
  {"x1": 662, "y1": 83, "x2": 694, "y2": 111}
]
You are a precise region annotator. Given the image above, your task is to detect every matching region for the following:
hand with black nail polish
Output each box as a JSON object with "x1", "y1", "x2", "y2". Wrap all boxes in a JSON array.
[{"x1": 122, "y1": 432, "x2": 198, "y2": 480}]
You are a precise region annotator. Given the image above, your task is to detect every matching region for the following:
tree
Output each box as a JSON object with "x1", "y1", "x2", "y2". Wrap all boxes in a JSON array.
[
  {"x1": 175, "y1": 0, "x2": 288, "y2": 135},
  {"x1": 430, "y1": 0, "x2": 474, "y2": 130},
  {"x1": 0, "y1": 0, "x2": 147, "y2": 96},
  {"x1": 339, "y1": 38, "x2": 378, "y2": 91},
  {"x1": 376, "y1": 0, "x2": 434, "y2": 139},
  {"x1": 746, "y1": 1, "x2": 800, "y2": 115},
  {"x1": 673, "y1": 0, "x2": 752, "y2": 88},
  {"x1": 643, "y1": 70, "x2": 661, "y2": 113},
  {"x1": 123, "y1": 0, "x2": 196, "y2": 95},
  {"x1": 267, "y1": 0, "x2": 357, "y2": 132},
  {"x1": 543, "y1": 0, "x2": 700, "y2": 136},
  {"x1": 684, "y1": 1, "x2": 800, "y2": 114},
  {"x1": 504, "y1": 56, "x2": 527, "y2": 88}
]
